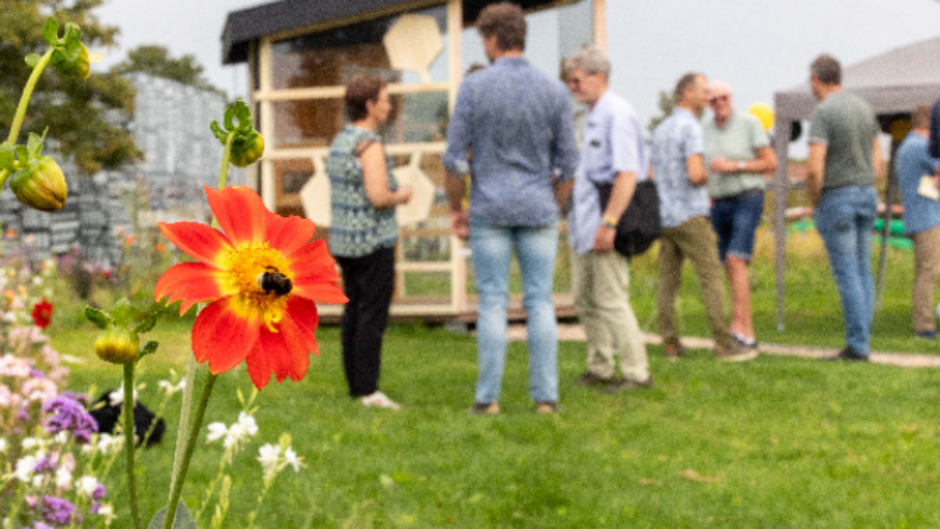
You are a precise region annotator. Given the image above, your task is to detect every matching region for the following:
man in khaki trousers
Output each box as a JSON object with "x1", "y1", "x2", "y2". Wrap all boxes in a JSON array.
[{"x1": 564, "y1": 47, "x2": 651, "y2": 390}]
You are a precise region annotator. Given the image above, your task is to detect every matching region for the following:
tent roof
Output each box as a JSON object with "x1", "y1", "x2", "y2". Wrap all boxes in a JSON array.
[
  {"x1": 222, "y1": 0, "x2": 578, "y2": 65},
  {"x1": 775, "y1": 36, "x2": 940, "y2": 120}
]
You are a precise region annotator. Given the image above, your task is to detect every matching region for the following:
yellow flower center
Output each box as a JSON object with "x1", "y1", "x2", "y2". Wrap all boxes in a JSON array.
[{"x1": 224, "y1": 243, "x2": 292, "y2": 332}]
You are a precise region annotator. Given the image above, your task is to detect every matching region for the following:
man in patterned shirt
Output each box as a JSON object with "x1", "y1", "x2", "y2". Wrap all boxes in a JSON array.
[
  {"x1": 650, "y1": 73, "x2": 753, "y2": 362},
  {"x1": 443, "y1": 2, "x2": 579, "y2": 415}
]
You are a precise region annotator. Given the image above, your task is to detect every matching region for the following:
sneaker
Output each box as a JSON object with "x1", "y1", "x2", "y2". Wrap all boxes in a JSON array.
[
  {"x1": 468, "y1": 402, "x2": 500, "y2": 415},
  {"x1": 610, "y1": 375, "x2": 654, "y2": 393},
  {"x1": 732, "y1": 332, "x2": 759, "y2": 349},
  {"x1": 823, "y1": 348, "x2": 869, "y2": 362},
  {"x1": 534, "y1": 401, "x2": 559, "y2": 415},
  {"x1": 361, "y1": 391, "x2": 402, "y2": 410},
  {"x1": 663, "y1": 343, "x2": 685, "y2": 361},
  {"x1": 915, "y1": 330, "x2": 937, "y2": 340},
  {"x1": 573, "y1": 372, "x2": 615, "y2": 386},
  {"x1": 715, "y1": 344, "x2": 758, "y2": 362}
]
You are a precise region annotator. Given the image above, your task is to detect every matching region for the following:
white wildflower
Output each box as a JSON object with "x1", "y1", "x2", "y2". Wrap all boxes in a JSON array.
[
  {"x1": 14, "y1": 455, "x2": 37, "y2": 482},
  {"x1": 54, "y1": 431, "x2": 68, "y2": 444},
  {"x1": 257, "y1": 443, "x2": 281, "y2": 481},
  {"x1": 158, "y1": 378, "x2": 185, "y2": 396},
  {"x1": 97, "y1": 503, "x2": 117, "y2": 524},
  {"x1": 96, "y1": 434, "x2": 123, "y2": 455},
  {"x1": 55, "y1": 467, "x2": 73, "y2": 489},
  {"x1": 283, "y1": 446, "x2": 303, "y2": 473},
  {"x1": 108, "y1": 383, "x2": 138, "y2": 407},
  {"x1": 206, "y1": 422, "x2": 227, "y2": 444},
  {"x1": 77, "y1": 476, "x2": 100, "y2": 496},
  {"x1": 0, "y1": 438, "x2": 6, "y2": 453},
  {"x1": 207, "y1": 412, "x2": 258, "y2": 450}
]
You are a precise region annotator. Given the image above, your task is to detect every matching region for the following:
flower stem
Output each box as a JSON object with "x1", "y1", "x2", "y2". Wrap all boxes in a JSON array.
[
  {"x1": 0, "y1": 48, "x2": 53, "y2": 192},
  {"x1": 168, "y1": 354, "x2": 198, "y2": 500},
  {"x1": 163, "y1": 372, "x2": 217, "y2": 529},
  {"x1": 124, "y1": 363, "x2": 143, "y2": 529},
  {"x1": 217, "y1": 132, "x2": 235, "y2": 191}
]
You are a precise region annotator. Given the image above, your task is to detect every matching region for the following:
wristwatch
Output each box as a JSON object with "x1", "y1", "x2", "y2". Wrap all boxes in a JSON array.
[
  {"x1": 602, "y1": 215, "x2": 618, "y2": 228},
  {"x1": 737, "y1": 161, "x2": 746, "y2": 172}
]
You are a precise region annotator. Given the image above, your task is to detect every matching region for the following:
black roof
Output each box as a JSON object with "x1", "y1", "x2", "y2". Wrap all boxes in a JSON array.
[{"x1": 222, "y1": 0, "x2": 577, "y2": 65}]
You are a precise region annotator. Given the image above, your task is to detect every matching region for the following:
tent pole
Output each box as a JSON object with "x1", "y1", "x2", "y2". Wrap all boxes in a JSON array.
[
  {"x1": 772, "y1": 117, "x2": 791, "y2": 332},
  {"x1": 875, "y1": 137, "x2": 900, "y2": 311}
]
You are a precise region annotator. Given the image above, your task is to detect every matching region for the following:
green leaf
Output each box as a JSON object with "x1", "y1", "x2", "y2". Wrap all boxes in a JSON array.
[
  {"x1": 0, "y1": 142, "x2": 15, "y2": 172},
  {"x1": 209, "y1": 120, "x2": 229, "y2": 143},
  {"x1": 134, "y1": 313, "x2": 158, "y2": 334},
  {"x1": 14, "y1": 145, "x2": 29, "y2": 165},
  {"x1": 25, "y1": 54, "x2": 41, "y2": 69},
  {"x1": 147, "y1": 501, "x2": 197, "y2": 529},
  {"x1": 112, "y1": 298, "x2": 135, "y2": 327},
  {"x1": 84, "y1": 306, "x2": 113, "y2": 329},
  {"x1": 232, "y1": 101, "x2": 253, "y2": 132},
  {"x1": 138, "y1": 341, "x2": 159, "y2": 360},
  {"x1": 26, "y1": 129, "x2": 48, "y2": 159},
  {"x1": 43, "y1": 18, "x2": 59, "y2": 46}
]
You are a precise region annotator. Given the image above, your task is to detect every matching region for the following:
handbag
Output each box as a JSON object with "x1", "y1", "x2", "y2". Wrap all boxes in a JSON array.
[{"x1": 594, "y1": 179, "x2": 662, "y2": 257}]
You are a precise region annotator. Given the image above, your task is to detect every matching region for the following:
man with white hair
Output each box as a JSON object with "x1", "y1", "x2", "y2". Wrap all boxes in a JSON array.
[
  {"x1": 703, "y1": 80, "x2": 777, "y2": 352},
  {"x1": 563, "y1": 46, "x2": 651, "y2": 391}
]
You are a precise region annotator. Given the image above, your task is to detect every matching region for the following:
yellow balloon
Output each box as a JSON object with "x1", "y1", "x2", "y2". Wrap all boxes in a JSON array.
[{"x1": 748, "y1": 102, "x2": 775, "y2": 132}]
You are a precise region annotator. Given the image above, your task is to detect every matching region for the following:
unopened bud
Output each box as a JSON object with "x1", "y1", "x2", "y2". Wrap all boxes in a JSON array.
[
  {"x1": 54, "y1": 43, "x2": 91, "y2": 80},
  {"x1": 94, "y1": 328, "x2": 140, "y2": 365},
  {"x1": 10, "y1": 156, "x2": 67, "y2": 212},
  {"x1": 230, "y1": 134, "x2": 264, "y2": 168}
]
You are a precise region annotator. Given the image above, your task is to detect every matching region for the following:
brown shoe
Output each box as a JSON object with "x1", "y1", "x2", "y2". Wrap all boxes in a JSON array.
[
  {"x1": 664, "y1": 343, "x2": 685, "y2": 360},
  {"x1": 535, "y1": 401, "x2": 559, "y2": 414},
  {"x1": 610, "y1": 376, "x2": 654, "y2": 393},
  {"x1": 715, "y1": 344, "x2": 758, "y2": 362},
  {"x1": 468, "y1": 402, "x2": 500, "y2": 415},
  {"x1": 573, "y1": 372, "x2": 615, "y2": 386}
]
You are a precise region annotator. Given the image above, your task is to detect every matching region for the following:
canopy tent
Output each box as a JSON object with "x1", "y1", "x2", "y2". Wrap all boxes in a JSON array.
[{"x1": 771, "y1": 36, "x2": 940, "y2": 329}]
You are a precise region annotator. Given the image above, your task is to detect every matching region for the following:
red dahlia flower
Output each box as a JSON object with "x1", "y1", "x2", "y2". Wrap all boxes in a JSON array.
[
  {"x1": 32, "y1": 299, "x2": 54, "y2": 329},
  {"x1": 155, "y1": 186, "x2": 347, "y2": 390}
]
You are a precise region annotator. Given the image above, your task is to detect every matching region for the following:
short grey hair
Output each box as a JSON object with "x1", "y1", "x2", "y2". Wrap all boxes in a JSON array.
[
  {"x1": 564, "y1": 46, "x2": 611, "y2": 80},
  {"x1": 811, "y1": 54, "x2": 841, "y2": 85}
]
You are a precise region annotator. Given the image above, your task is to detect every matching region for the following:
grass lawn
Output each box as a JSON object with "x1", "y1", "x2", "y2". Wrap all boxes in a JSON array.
[{"x1": 42, "y1": 225, "x2": 940, "y2": 528}]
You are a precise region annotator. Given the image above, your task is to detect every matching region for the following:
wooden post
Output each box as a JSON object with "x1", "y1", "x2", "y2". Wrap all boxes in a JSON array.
[
  {"x1": 259, "y1": 38, "x2": 276, "y2": 211},
  {"x1": 592, "y1": 0, "x2": 607, "y2": 53},
  {"x1": 447, "y1": 0, "x2": 466, "y2": 314}
]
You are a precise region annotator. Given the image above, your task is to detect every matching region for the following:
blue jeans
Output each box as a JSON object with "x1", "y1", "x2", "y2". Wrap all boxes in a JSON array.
[
  {"x1": 469, "y1": 219, "x2": 559, "y2": 404},
  {"x1": 711, "y1": 190, "x2": 764, "y2": 262},
  {"x1": 814, "y1": 186, "x2": 877, "y2": 356}
]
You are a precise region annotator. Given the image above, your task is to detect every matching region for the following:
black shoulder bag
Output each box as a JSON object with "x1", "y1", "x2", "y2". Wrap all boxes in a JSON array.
[{"x1": 594, "y1": 179, "x2": 662, "y2": 258}]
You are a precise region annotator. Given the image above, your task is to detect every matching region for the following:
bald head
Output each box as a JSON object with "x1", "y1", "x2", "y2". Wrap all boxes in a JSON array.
[{"x1": 708, "y1": 79, "x2": 733, "y2": 124}]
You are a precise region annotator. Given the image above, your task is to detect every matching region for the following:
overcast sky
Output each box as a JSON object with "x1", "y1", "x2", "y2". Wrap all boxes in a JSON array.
[{"x1": 93, "y1": 0, "x2": 940, "y2": 136}]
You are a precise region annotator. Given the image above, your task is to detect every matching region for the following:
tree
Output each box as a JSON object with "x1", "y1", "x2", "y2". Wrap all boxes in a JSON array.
[
  {"x1": 111, "y1": 45, "x2": 226, "y2": 97},
  {"x1": 0, "y1": 0, "x2": 139, "y2": 174},
  {"x1": 647, "y1": 90, "x2": 675, "y2": 135}
]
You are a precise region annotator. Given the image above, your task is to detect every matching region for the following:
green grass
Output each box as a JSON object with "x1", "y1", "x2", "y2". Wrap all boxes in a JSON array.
[
  {"x1": 53, "y1": 319, "x2": 940, "y2": 528},
  {"x1": 44, "y1": 225, "x2": 940, "y2": 528}
]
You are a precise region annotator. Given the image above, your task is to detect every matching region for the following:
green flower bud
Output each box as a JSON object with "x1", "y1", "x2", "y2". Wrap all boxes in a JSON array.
[
  {"x1": 94, "y1": 327, "x2": 140, "y2": 365},
  {"x1": 230, "y1": 133, "x2": 264, "y2": 167},
  {"x1": 10, "y1": 156, "x2": 67, "y2": 212},
  {"x1": 53, "y1": 42, "x2": 91, "y2": 79}
]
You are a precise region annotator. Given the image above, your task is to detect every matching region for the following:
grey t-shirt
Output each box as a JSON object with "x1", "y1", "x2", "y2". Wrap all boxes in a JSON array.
[{"x1": 808, "y1": 91, "x2": 879, "y2": 190}]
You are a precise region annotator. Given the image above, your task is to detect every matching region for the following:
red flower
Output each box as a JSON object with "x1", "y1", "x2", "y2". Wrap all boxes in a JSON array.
[
  {"x1": 32, "y1": 299, "x2": 54, "y2": 329},
  {"x1": 155, "y1": 186, "x2": 347, "y2": 390}
]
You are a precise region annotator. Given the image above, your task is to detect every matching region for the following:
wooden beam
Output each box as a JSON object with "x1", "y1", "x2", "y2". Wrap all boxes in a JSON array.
[{"x1": 593, "y1": 0, "x2": 607, "y2": 52}]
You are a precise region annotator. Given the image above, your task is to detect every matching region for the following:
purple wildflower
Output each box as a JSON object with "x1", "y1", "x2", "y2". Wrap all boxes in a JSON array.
[
  {"x1": 90, "y1": 501, "x2": 101, "y2": 514},
  {"x1": 30, "y1": 523, "x2": 55, "y2": 529},
  {"x1": 30, "y1": 369, "x2": 45, "y2": 378},
  {"x1": 92, "y1": 482, "x2": 106, "y2": 500},
  {"x1": 32, "y1": 457, "x2": 55, "y2": 473},
  {"x1": 41, "y1": 496, "x2": 79, "y2": 525},
  {"x1": 42, "y1": 395, "x2": 98, "y2": 443}
]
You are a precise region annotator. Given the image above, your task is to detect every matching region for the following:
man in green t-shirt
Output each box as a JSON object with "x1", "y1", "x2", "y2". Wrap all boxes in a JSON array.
[
  {"x1": 703, "y1": 80, "x2": 777, "y2": 352},
  {"x1": 806, "y1": 54, "x2": 885, "y2": 362}
]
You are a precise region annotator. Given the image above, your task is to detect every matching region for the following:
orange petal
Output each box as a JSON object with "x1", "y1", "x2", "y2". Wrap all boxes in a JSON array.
[
  {"x1": 292, "y1": 281, "x2": 348, "y2": 304},
  {"x1": 192, "y1": 297, "x2": 260, "y2": 374},
  {"x1": 155, "y1": 262, "x2": 230, "y2": 315},
  {"x1": 285, "y1": 296, "x2": 320, "y2": 358},
  {"x1": 205, "y1": 185, "x2": 267, "y2": 246},
  {"x1": 260, "y1": 309, "x2": 312, "y2": 383},
  {"x1": 245, "y1": 340, "x2": 271, "y2": 390},
  {"x1": 158, "y1": 222, "x2": 232, "y2": 268},
  {"x1": 266, "y1": 211, "x2": 316, "y2": 255}
]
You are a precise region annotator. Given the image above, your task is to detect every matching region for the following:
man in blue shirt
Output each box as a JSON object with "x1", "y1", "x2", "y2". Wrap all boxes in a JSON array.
[
  {"x1": 895, "y1": 105, "x2": 940, "y2": 339},
  {"x1": 443, "y1": 2, "x2": 579, "y2": 415},
  {"x1": 650, "y1": 73, "x2": 751, "y2": 362},
  {"x1": 563, "y1": 46, "x2": 651, "y2": 391}
]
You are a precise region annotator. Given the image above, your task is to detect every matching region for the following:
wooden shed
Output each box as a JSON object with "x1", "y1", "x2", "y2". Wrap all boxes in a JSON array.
[{"x1": 222, "y1": 0, "x2": 606, "y2": 321}]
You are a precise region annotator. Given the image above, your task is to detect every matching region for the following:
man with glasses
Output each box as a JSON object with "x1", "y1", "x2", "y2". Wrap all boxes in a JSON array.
[
  {"x1": 650, "y1": 73, "x2": 752, "y2": 362},
  {"x1": 443, "y1": 2, "x2": 579, "y2": 414},
  {"x1": 562, "y1": 46, "x2": 652, "y2": 392},
  {"x1": 806, "y1": 54, "x2": 884, "y2": 362},
  {"x1": 703, "y1": 80, "x2": 777, "y2": 352}
]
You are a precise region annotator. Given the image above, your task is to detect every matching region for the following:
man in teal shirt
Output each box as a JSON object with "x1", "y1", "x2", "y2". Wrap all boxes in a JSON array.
[
  {"x1": 806, "y1": 54, "x2": 885, "y2": 362},
  {"x1": 703, "y1": 80, "x2": 777, "y2": 351}
]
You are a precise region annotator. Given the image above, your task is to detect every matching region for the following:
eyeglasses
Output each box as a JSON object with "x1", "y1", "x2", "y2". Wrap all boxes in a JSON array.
[{"x1": 709, "y1": 95, "x2": 729, "y2": 105}]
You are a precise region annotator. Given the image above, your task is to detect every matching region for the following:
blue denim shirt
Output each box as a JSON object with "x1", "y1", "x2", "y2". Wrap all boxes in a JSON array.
[
  {"x1": 896, "y1": 132, "x2": 940, "y2": 234},
  {"x1": 567, "y1": 90, "x2": 647, "y2": 254},
  {"x1": 443, "y1": 57, "x2": 579, "y2": 227},
  {"x1": 650, "y1": 107, "x2": 710, "y2": 229}
]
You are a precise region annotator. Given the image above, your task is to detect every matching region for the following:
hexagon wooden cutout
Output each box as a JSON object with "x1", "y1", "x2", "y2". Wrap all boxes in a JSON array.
[
  {"x1": 383, "y1": 14, "x2": 443, "y2": 83},
  {"x1": 393, "y1": 152, "x2": 435, "y2": 226},
  {"x1": 300, "y1": 155, "x2": 331, "y2": 227}
]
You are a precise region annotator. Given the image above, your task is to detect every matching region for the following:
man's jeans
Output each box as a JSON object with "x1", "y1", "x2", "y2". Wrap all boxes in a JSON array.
[
  {"x1": 470, "y1": 219, "x2": 559, "y2": 404},
  {"x1": 814, "y1": 186, "x2": 877, "y2": 356}
]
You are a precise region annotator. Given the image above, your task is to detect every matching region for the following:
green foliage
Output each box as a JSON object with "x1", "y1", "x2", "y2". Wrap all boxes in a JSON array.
[
  {"x1": 0, "y1": 0, "x2": 139, "y2": 174},
  {"x1": 112, "y1": 45, "x2": 226, "y2": 98},
  {"x1": 210, "y1": 101, "x2": 263, "y2": 167},
  {"x1": 647, "y1": 89, "x2": 675, "y2": 135},
  {"x1": 147, "y1": 502, "x2": 197, "y2": 529}
]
